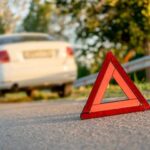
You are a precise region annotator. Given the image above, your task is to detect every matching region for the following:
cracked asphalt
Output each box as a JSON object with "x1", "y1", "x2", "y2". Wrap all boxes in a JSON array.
[{"x1": 0, "y1": 99, "x2": 150, "y2": 150}]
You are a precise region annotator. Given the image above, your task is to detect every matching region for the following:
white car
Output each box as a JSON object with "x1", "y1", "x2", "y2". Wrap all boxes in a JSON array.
[{"x1": 0, "y1": 33, "x2": 77, "y2": 97}]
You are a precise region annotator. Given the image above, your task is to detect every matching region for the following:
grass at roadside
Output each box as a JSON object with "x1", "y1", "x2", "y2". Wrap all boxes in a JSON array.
[
  {"x1": 0, "y1": 83, "x2": 149, "y2": 103},
  {"x1": 71, "y1": 83, "x2": 150, "y2": 101},
  {"x1": 0, "y1": 90, "x2": 59, "y2": 103}
]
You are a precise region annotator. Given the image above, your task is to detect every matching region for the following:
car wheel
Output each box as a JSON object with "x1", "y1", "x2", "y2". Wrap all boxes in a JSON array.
[
  {"x1": 26, "y1": 89, "x2": 35, "y2": 97},
  {"x1": 58, "y1": 83, "x2": 73, "y2": 98},
  {"x1": 0, "y1": 90, "x2": 7, "y2": 97}
]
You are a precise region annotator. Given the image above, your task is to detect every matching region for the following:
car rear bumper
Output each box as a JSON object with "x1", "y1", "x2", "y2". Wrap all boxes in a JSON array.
[{"x1": 0, "y1": 70, "x2": 77, "y2": 90}]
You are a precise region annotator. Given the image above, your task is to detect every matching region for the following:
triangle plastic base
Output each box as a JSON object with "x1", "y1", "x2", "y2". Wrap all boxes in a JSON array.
[{"x1": 81, "y1": 105, "x2": 145, "y2": 119}]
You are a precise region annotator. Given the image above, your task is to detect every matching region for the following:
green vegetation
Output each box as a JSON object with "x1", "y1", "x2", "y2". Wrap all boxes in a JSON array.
[
  {"x1": 0, "y1": 91, "x2": 58, "y2": 103},
  {"x1": 72, "y1": 83, "x2": 150, "y2": 100},
  {"x1": 0, "y1": 1, "x2": 150, "y2": 80},
  {"x1": 0, "y1": 1, "x2": 149, "y2": 103},
  {"x1": 57, "y1": 0, "x2": 150, "y2": 80},
  {"x1": 0, "y1": 83, "x2": 149, "y2": 103},
  {"x1": 23, "y1": 0, "x2": 52, "y2": 32}
]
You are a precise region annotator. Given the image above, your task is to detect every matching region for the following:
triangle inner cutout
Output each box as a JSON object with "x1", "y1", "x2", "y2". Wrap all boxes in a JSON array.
[
  {"x1": 80, "y1": 51, "x2": 150, "y2": 120},
  {"x1": 101, "y1": 79, "x2": 128, "y2": 103}
]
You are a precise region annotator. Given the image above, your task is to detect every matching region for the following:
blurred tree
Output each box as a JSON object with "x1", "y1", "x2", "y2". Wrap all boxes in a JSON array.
[
  {"x1": 56, "y1": 0, "x2": 150, "y2": 81},
  {"x1": 0, "y1": 0, "x2": 29, "y2": 33},
  {"x1": 0, "y1": 0, "x2": 17, "y2": 33},
  {"x1": 23, "y1": 0, "x2": 52, "y2": 32},
  {"x1": 0, "y1": 17, "x2": 6, "y2": 34},
  {"x1": 77, "y1": 63, "x2": 90, "y2": 78}
]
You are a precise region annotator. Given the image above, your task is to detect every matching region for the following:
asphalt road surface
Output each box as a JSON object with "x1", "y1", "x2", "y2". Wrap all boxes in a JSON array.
[{"x1": 0, "y1": 99, "x2": 150, "y2": 150}]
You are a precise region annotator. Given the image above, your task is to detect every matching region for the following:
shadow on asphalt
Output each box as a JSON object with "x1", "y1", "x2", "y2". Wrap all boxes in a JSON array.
[
  {"x1": 29, "y1": 113, "x2": 80, "y2": 124},
  {"x1": 2, "y1": 113, "x2": 81, "y2": 128}
]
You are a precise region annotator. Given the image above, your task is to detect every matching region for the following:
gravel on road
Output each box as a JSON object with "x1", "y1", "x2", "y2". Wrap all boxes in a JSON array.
[{"x1": 0, "y1": 99, "x2": 150, "y2": 150}]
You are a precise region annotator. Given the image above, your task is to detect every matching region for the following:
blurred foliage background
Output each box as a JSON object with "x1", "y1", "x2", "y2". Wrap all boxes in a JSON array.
[{"x1": 0, "y1": 0, "x2": 150, "y2": 82}]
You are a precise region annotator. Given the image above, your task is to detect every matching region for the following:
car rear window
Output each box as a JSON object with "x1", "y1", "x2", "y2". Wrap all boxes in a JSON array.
[{"x1": 0, "y1": 35, "x2": 54, "y2": 45}]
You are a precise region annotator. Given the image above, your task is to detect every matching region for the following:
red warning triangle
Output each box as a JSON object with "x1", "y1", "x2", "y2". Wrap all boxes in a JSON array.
[{"x1": 81, "y1": 51, "x2": 150, "y2": 120}]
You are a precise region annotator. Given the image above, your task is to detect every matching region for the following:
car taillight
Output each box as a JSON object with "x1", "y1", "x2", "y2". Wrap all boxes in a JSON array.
[
  {"x1": 66, "y1": 47, "x2": 74, "y2": 56},
  {"x1": 0, "y1": 51, "x2": 10, "y2": 63}
]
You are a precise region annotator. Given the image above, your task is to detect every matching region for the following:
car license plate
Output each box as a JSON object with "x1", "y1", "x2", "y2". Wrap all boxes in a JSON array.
[{"x1": 23, "y1": 50, "x2": 54, "y2": 59}]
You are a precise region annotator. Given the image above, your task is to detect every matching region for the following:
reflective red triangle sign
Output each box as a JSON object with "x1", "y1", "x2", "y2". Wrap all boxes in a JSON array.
[{"x1": 80, "y1": 51, "x2": 150, "y2": 120}]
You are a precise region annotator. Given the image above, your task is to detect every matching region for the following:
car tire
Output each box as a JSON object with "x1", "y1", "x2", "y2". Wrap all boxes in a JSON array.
[
  {"x1": 26, "y1": 89, "x2": 35, "y2": 97},
  {"x1": 58, "y1": 83, "x2": 73, "y2": 98},
  {"x1": 0, "y1": 90, "x2": 7, "y2": 97}
]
